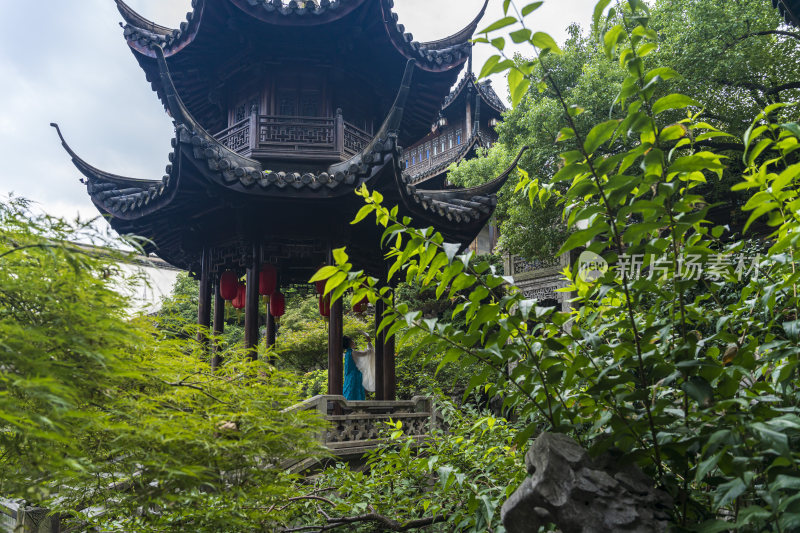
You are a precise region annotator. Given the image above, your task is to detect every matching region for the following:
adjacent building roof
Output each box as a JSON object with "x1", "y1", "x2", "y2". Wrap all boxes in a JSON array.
[
  {"x1": 442, "y1": 73, "x2": 506, "y2": 116},
  {"x1": 773, "y1": 0, "x2": 800, "y2": 26}
]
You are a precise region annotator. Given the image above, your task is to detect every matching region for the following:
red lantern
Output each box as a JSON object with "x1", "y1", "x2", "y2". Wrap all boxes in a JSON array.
[
  {"x1": 220, "y1": 271, "x2": 238, "y2": 301},
  {"x1": 232, "y1": 283, "x2": 246, "y2": 309},
  {"x1": 259, "y1": 264, "x2": 277, "y2": 296},
  {"x1": 270, "y1": 291, "x2": 286, "y2": 318},
  {"x1": 319, "y1": 294, "x2": 330, "y2": 317},
  {"x1": 353, "y1": 297, "x2": 368, "y2": 313},
  {"x1": 314, "y1": 279, "x2": 326, "y2": 295}
]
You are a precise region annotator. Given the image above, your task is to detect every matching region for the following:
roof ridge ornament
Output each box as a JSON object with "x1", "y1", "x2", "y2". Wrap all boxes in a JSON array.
[
  {"x1": 379, "y1": 0, "x2": 471, "y2": 72},
  {"x1": 419, "y1": 0, "x2": 489, "y2": 51},
  {"x1": 51, "y1": 123, "x2": 179, "y2": 220},
  {"x1": 116, "y1": 0, "x2": 174, "y2": 35}
]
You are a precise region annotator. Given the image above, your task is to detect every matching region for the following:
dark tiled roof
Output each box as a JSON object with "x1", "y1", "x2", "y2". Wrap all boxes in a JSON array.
[
  {"x1": 118, "y1": 0, "x2": 478, "y2": 72},
  {"x1": 118, "y1": 0, "x2": 202, "y2": 55},
  {"x1": 56, "y1": 48, "x2": 415, "y2": 220},
  {"x1": 402, "y1": 146, "x2": 529, "y2": 225},
  {"x1": 773, "y1": 0, "x2": 800, "y2": 25},
  {"x1": 477, "y1": 81, "x2": 506, "y2": 114},
  {"x1": 442, "y1": 73, "x2": 506, "y2": 115},
  {"x1": 51, "y1": 123, "x2": 177, "y2": 220}
]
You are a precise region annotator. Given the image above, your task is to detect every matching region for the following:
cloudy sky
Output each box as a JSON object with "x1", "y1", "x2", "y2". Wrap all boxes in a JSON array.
[{"x1": 0, "y1": 0, "x2": 595, "y2": 223}]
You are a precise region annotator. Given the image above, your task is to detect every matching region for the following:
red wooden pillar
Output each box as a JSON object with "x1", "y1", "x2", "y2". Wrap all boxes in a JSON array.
[
  {"x1": 374, "y1": 299, "x2": 386, "y2": 400},
  {"x1": 211, "y1": 275, "x2": 225, "y2": 370},
  {"x1": 197, "y1": 248, "x2": 212, "y2": 346},
  {"x1": 244, "y1": 245, "x2": 260, "y2": 359}
]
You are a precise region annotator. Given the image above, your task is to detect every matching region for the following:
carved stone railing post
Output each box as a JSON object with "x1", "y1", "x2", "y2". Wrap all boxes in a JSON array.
[{"x1": 334, "y1": 108, "x2": 345, "y2": 156}]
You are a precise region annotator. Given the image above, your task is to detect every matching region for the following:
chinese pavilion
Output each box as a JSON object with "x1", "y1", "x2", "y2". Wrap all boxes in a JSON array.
[{"x1": 53, "y1": 0, "x2": 521, "y2": 400}]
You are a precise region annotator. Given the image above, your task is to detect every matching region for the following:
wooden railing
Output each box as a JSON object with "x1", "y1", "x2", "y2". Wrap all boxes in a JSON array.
[
  {"x1": 285, "y1": 395, "x2": 440, "y2": 459},
  {"x1": 404, "y1": 142, "x2": 465, "y2": 181},
  {"x1": 215, "y1": 118, "x2": 251, "y2": 153},
  {"x1": 214, "y1": 112, "x2": 372, "y2": 160}
]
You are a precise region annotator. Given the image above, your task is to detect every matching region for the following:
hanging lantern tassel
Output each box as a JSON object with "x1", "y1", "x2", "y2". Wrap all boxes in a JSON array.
[
  {"x1": 270, "y1": 291, "x2": 286, "y2": 318},
  {"x1": 220, "y1": 271, "x2": 239, "y2": 301},
  {"x1": 319, "y1": 294, "x2": 331, "y2": 317},
  {"x1": 232, "y1": 283, "x2": 246, "y2": 310}
]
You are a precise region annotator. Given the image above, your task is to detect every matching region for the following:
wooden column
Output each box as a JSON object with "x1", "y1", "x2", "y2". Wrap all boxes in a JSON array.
[
  {"x1": 197, "y1": 248, "x2": 212, "y2": 346},
  {"x1": 266, "y1": 306, "x2": 276, "y2": 349},
  {"x1": 244, "y1": 245, "x2": 260, "y2": 359},
  {"x1": 328, "y1": 296, "x2": 344, "y2": 396},
  {"x1": 211, "y1": 276, "x2": 225, "y2": 370},
  {"x1": 374, "y1": 299, "x2": 386, "y2": 400},
  {"x1": 384, "y1": 324, "x2": 396, "y2": 401}
]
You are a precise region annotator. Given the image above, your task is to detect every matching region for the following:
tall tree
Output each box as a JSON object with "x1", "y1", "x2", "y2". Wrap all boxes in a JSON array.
[{"x1": 449, "y1": 0, "x2": 799, "y2": 261}]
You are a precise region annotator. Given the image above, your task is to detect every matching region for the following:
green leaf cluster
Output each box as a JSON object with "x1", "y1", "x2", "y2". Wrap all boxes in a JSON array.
[{"x1": 0, "y1": 197, "x2": 325, "y2": 532}]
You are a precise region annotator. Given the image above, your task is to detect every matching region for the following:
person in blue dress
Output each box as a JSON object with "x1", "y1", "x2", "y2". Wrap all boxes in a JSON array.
[{"x1": 342, "y1": 335, "x2": 372, "y2": 401}]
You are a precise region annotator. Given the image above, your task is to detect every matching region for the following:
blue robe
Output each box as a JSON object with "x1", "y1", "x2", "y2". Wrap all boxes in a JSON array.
[{"x1": 343, "y1": 348, "x2": 365, "y2": 401}]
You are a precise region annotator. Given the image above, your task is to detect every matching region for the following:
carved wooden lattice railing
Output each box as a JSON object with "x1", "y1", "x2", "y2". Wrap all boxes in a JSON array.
[
  {"x1": 286, "y1": 395, "x2": 440, "y2": 459},
  {"x1": 258, "y1": 115, "x2": 336, "y2": 152},
  {"x1": 342, "y1": 122, "x2": 372, "y2": 157},
  {"x1": 216, "y1": 118, "x2": 251, "y2": 153},
  {"x1": 214, "y1": 115, "x2": 373, "y2": 160}
]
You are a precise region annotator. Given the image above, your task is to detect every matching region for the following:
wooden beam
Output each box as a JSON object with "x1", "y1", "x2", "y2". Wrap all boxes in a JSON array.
[
  {"x1": 374, "y1": 299, "x2": 386, "y2": 401},
  {"x1": 244, "y1": 245, "x2": 260, "y2": 359},
  {"x1": 211, "y1": 275, "x2": 224, "y2": 370},
  {"x1": 197, "y1": 247, "x2": 212, "y2": 347}
]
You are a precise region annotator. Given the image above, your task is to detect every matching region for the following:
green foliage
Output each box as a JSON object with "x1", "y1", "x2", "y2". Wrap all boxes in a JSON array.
[
  {"x1": 276, "y1": 293, "x2": 372, "y2": 373},
  {"x1": 0, "y1": 197, "x2": 324, "y2": 531},
  {"x1": 282, "y1": 399, "x2": 526, "y2": 532},
  {"x1": 311, "y1": 1, "x2": 800, "y2": 529}
]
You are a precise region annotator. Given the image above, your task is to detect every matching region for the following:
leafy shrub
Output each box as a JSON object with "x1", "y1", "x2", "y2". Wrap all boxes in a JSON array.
[{"x1": 312, "y1": 1, "x2": 800, "y2": 529}]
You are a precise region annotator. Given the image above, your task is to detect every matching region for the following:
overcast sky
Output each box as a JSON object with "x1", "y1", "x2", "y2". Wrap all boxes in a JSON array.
[{"x1": 0, "y1": 0, "x2": 595, "y2": 223}]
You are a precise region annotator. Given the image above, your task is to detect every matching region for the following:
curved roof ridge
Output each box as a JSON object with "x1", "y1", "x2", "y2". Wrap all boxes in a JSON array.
[
  {"x1": 121, "y1": 0, "x2": 204, "y2": 58},
  {"x1": 115, "y1": 0, "x2": 174, "y2": 36},
  {"x1": 419, "y1": 0, "x2": 489, "y2": 50},
  {"x1": 51, "y1": 123, "x2": 178, "y2": 220},
  {"x1": 407, "y1": 145, "x2": 530, "y2": 201},
  {"x1": 51, "y1": 123, "x2": 167, "y2": 188},
  {"x1": 380, "y1": 0, "x2": 471, "y2": 73}
]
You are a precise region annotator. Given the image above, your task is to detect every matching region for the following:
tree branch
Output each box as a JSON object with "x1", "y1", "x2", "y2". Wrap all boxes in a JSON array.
[
  {"x1": 281, "y1": 512, "x2": 450, "y2": 532},
  {"x1": 732, "y1": 30, "x2": 800, "y2": 45}
]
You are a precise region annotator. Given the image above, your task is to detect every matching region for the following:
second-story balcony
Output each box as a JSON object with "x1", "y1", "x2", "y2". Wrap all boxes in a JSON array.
[{"x1": 214, "y1": 110, "x2": 373, "y2": 165}]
